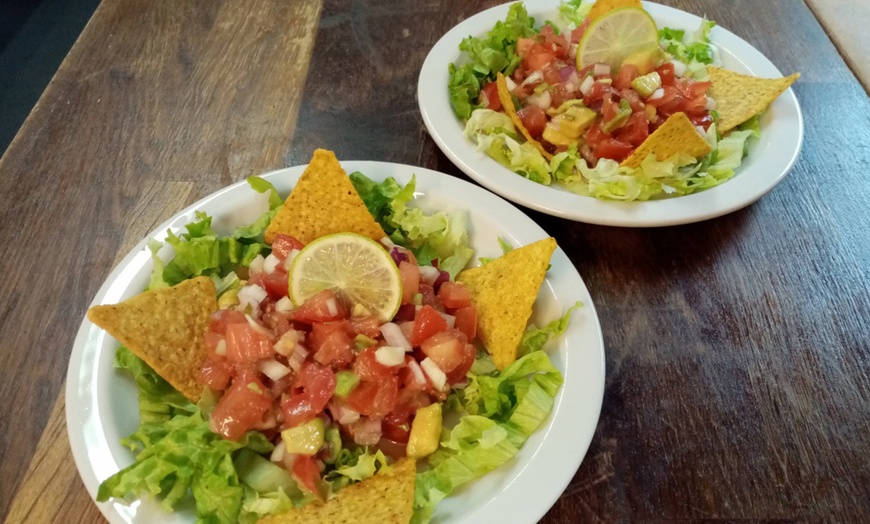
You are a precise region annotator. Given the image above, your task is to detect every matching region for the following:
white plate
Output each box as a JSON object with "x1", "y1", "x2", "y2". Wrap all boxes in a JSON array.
[
  {"x1": 419, "y1": 1, "x2": 803, "y2": 226},
  {"x1": 66, "y1": 161, "x2": 605, "y2": 523}
]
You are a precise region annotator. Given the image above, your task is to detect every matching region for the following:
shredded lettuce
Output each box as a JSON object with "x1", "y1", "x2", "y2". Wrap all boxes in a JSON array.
[{"x1": 658, "y1": 19, "x2": 717, "y2": 79}]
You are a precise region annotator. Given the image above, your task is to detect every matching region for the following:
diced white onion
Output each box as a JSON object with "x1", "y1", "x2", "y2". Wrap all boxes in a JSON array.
[
  {"x1": 270, "y1": 440, "x2": 286, "y2": 462},
  {"x1": 275, "y1": 296, "x2": 294, "y2": 313},
  {"x1": 238, "y1": 284, "x2": 268, "y2": 318},
  {"x1": 579, "y1": 75, "x2": 595, "y2": 96},
  {"x1": 421, "y1": 357, "x2": 448, "y2": 391},
  {"x1": 249, "y1": 254, "x2": 265, "y2": 274},
  {"x1": 438, "y1": 311, "x2": 456, "y2": 329},
  {"x1": 568, "y1": 43, "x2": 578, "y2": 60},
  {"x1": 705, "y1": 96, "x2": 717, "y2": 111},
  {"x1": 695, "y1": 125, "x2": 707, "y2": 137},
  {"x1": 326, "y1": 298, "x2": 339, "y2": 317},
  {"x1": 527, "y1": 90, "x2": 552, "y2": 111},
  {"x1": 567, "y1": 71, "x2": 581, "y2": 91},
  {"x1": 287, "y1": 343, "x2": 309, "y2": 372},
  {"x1": 519, "y1": 70, "x2": 543, "y2": 88},
  {"x1": 380, "y1": 322, "x2": 411, "y2": 351},
  {"x1": 258, "y1": 358, "x2": 292, "y2": 381},
  {"x1": 380, "y1": 236, "x2": 396, "y2": 248},
  {"x1": 407, "y1": 360, "x2": 427, "y2": 385},
  {"x1": 375, "y1": 346, "x2": 407, "y2": 367},
  {"x1": 352, "y1": 418, "x2": 382, "y2": 446},
  {"x1": 418, "y1": 265, "x2": 441, "y2": 286},
  {"x1": 214, "y1": 339, "x2": 227, "y2": 357},
  {"x1": 263, "y1": 253, "x2": 281, "y2": 274},
  {"x1": 246, "y1": 314, "x2": 275, "y2": 340},
  {"x1": 274, "y1": 329, "x2": 301, "y2": 356},
  {"x1": 337, "y1": 406, "x2": 361, "y2": 425},
  {"x1": 282, "y1": 249, "x2": 300, "y2": 271},
  {"x1": 671, "y1": 59, "x2": 687, "y2": 77},
  {"x1": 505, "y1": 76, "x2": 518, "y2": 92},
  {"x1": 593, "y1": 63, "x2": 611, "y2": 76},
  {"x1": 647, "y1": 88, "x2": 665, "y2": 101}
]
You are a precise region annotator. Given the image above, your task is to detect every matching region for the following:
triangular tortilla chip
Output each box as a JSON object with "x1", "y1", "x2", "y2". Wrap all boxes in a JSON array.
[
  {"x1": 707, "y1": 66, "x2": 799, "y2": 133},
  {"x1": 456, "y1": 237, "x2": 557, "y2": 370},
  {"x1": 620, "y1": 112, "x2": 712, "y2": 169},
  {"x1": 587, "y1": 0, "x2": 643, "y2": 21},
  {"x1": 87, "y1": 276, "x2": 217, "y2": 402},
  {"x1": 496, "y1": 72, "x2": 554, "y2": 161},
  {"x1": 264, "y1": 149, "x2": 386, "y2": 245},
  {"x1": 258, "y1": 458, "x2": 416, "y2": 524}
]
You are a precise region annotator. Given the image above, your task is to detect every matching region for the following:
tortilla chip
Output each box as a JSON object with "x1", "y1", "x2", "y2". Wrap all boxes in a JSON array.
[
  {"x1": 258, "y1": 458, "x2": 416, "y2": 524},
  {"x1": 264, "y1": 149, "x2": 386, "y2": 245},
  {"x1": 87, "y1": 276, "x2": 217, "y2": 402},
  {"x1": 707, "y1": 66, "x2": 800, "y2": 133},
  {"x1": 620, "y1": 112, "x2": 712, "y2": 169},
  {"x1": 456, "y1": 237, "x2": 556, "y2": 370},
  {"x1": 496, "y1": 72, "x2": 554, "y2": 161},
  {"x1": 588, "y1": 0, "x2": 643, "y2": 21}
]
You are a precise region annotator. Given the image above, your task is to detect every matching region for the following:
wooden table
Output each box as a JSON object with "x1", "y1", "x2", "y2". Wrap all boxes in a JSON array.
[{"x1": 2, "y1": 0, "x2": 869, "y2": 522}]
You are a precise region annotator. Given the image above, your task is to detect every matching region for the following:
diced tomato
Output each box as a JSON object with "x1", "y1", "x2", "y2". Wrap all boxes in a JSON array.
[
  {"x1": 542, "y1": 63, "x2": 563, "y2": 85},
  {"x1": 523, "y1": 44, "x2": 556, "y2": 71},
  {"x1": 550, "y1": 82, "x2": 576, "y2": 108},
  {"x1": 437, "y1": 281, "x2": 472, "y2": 310},
  {"x1": 204, "y1": 331, "x2": 226, "y2": 361},
  {"x1": 645, "y1": 85, "x2": 679, "y2": 108},
  {"x1": 656, "y1": 93, "x2": 688, "y2": 117},
  {"x1": 349, "y1": 315, "x2": 382, "y2": 339},
  {"x1": 682, "y1": 94, "x2": 709, "y2": 116},
  {"x1": 399, "y1": 260, "x2": 420, "y2": 305},
  {"x1": 620, "y1": 88, "x2": 644, "y2": 112},
  {"x1": 281, "y1": 362, "x2": 336, "y2": 428},
  {"x1": 479, "y1": 81, "x2": 502, "y2": 111},
  {"x1": 570, "y1": 19, "x2": 591, "y2": 44},
  {"x1": 613, "y1": 64, "x2": 639, "y2": 91},
  {"x1": 675, "y1": 77, "x2": 711, "y2": 99},
  {"x1": 445, "y1": 343, "x2": 476, "y2": 385},
  {"x1": 690, "y1": 113, "x2": 714, "y2": 130},
  {"x1": 409, "y1": 305, "x2": 448, "y2": 347},
  {"x1": 584, "y1": 81, "x2": 614, "y2": 105},
  {"x1": 614, "y1": 112, "x2": 650, "y2": 147},
  {"x1": 418, "y1": 283, "x2": 444, "y2": 311},
  {"x1": 454, "y1": 306, "x2": 477, "y2": 341},
  {"x1": 539, "y1": 25, "x2": 570, "y2": 59},
  {"x1": 656, "y1": 62, "x2": 675, "y2": 86},
  {"x1": 225, "y1": 322, "x2": 274, "y2": 363},
  {"x1": 382, "y1": 411, "x2": 411, "y2": 444},
  {"x1": 421, "y1": 330, "x2": 466, "y2": 373},
  {"x1": 271, "y1": 234, "x2": 305, "y2": 261},
  {"x1": 354, "y1": 346, "x2": 398, "y2": 380},
  {"x1": 199, "y1": 359, "x2": 232, "y2": 390},
  {"x1": 517, "y1": 106, "x2": 547, "y2": 138},
  {"x1": 584, "y1": 123, "x2": 611, "y2": 148},
  {"x1": 292, "y1": 290, "x2": 347, "y2": 324},
  {"x1": 209, "y1": 309, "x2": 248, "y2": 334},
  {"x1": 346, "y1": 375, "x2": 399, "y2": 418},
  {"x1": 309, "y1": 321, "x2": 354, "y2": 368},
  {"x1": 210, "y1": 376, "x2": 272, "y2": 440},
  {"x1": 251, "y1": 269, "x2": 289, "y2": 299},
  {"x1": 516, "y1": 37, "x2": 536, "y2": 58},
  {"x1": 593, "y1": 138, "x2": 635, "y2": 163},
  {"x1": 261, "y1": 309, "x2": 293, "y2": 338},
  {"x1": 292, "y1": 455, "x2": 324, "y2": 501},
  {"x1": 601, "y1": 93, "x2": 619, "y2": 123}
]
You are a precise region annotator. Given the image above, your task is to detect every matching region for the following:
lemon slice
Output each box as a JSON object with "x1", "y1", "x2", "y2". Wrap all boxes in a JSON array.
[
  {"x1": 289, "y1": 232, "x2": 402, "y2": 322},
  {"x1": 576, "y1": 7, "x2": 660, "y2": 71}
]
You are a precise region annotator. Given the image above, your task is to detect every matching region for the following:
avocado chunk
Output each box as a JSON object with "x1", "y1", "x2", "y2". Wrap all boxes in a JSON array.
[
  {"x1": 281, "y1": 417, "x2": 325, "y2": 455},
  {"x1": 542, "y1": 106, "x2": 597, "y2": 146},
  {"x1": 631, "y1": 71, "x2": 662, "y2": 98},
  {"x1": 407, "y1": 403, "x2": 442, "y2": 458}
]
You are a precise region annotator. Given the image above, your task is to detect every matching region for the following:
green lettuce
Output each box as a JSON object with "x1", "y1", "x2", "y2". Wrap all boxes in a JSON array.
[
  {"x1": 466, "y1": 110, "x2": 552, "y2": 184},
  {"x1": 658, "y1": 19, "x2": 717, "y2": 79}
]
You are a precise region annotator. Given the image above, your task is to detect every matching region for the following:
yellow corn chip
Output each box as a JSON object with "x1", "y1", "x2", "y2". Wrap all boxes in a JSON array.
[
  {"x1": 456, "y1": 237, "x2": 557, "y2": 370},
  {"x1": 587, "y1": 0, "x2": 643, "y2": 21},
  {"x1": 258, "y1": 458, "x2": 416, "y2": 524},
  {"x1": 264, "y1": 149, "x2": 386, "y2": 245},
  {"x1": 707, "y1": 66, "x2": 799, "y2": 133},
  {"x1": 496, "y1": 72, "x2": 554, "y2": 161},
  {"x1": 620, "y1": 112, "x2": 712, "y2": 169},
  {"x1": 87, "y1": 276, "x2": 217, "y2": 402}
]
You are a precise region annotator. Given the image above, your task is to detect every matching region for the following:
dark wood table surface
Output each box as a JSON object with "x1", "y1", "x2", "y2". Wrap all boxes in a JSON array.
[{"x1": 2, "y1": 0, "x2": 869, "y2": 522}]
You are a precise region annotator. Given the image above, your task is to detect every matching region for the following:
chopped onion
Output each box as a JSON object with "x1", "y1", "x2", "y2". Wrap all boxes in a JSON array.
[
  {"x1": 380, "y1": 322, "x2": 411, "y2": 350},
  {"x1": 438, "y1": 311, "x2": 456, "y2": 329},
  {"x1": 274, "y1": 329, "x2": 301, "y2": 356},
  {"x1": 275, "y1": 296, "x2": 294, "y2": 313},
  {"x1": 671, "y1": 59, "x2": 687, "y2": 77},
  {"x1": 421, "y1": 357, "x2": 447, "y2": 391},
  {"x1": 579, "y1": 75, "x2": 595, "y2": 96},
  {"x1": 263, "y1": 253, "x2": 281, "y2": 274},
  {"x1": 519, "y1": 70, "x2": 543, "y2": 88},
  {"x1": 249, "y1": 254, "x2": 265, "y2": 274},
  {"x1": 259, "y1": 358, "x2": 292, "y2": 381},
  {"x1": 505, "y1": 76, "x2": 518, "y2": 92},
  {"x1": 352, "y1": 418, "x2": 382, "y2": 446},
  {"x1": 238, "y1": 284, "x2": 268, "y2": 318},
  {"x1": 287, "y1": 343, "x2": 308, "y2": 372},
  {"x1": 695, "y1": 125, "x2": 707, "y2": 137},
  {"x1": 375, "y1": 346, "x2": 406, "y2": 366},
  {"x1": 559, "y1": 65, "x2": 576, "y2": 82},
  {"x1": 407, "y1": 360, "x2": 426, "y2": 385},
  {"x1": 418, "y1": 265, "x2": 441, "y2": 286},
  {"x1": 326, "y1": 298, "x2": 339, "y2": 317},
  {"x1": 705, "y1": 96, "x2": 717, "y2": 111},
  {"x1": 380, "y1": 236, "x2": 396, "y2": 249},
  {"x1": 527, "y1": 90, "x2": 552, "y2": 111},
  {"x1": 337, "y1": 406, "x2": 360, "y2": 425},
  {"x1": 270, "y1": 440, "x2": 286, "y2": 462},
  {"x1": 214, "y1": 339, "x2": 227, "y2": 357},
  {"x1": 282, "y1": 249, "x2": 300, "y2": 271},
  {"x1": 246, "y1": 314, "x2": 275, "y2": 340},
  {"x1": 647, "y1": 88, "x2": 665, "y2": 101},
  {"x1": 593, "y1": 63, "x2": 611, "y2": 77}
]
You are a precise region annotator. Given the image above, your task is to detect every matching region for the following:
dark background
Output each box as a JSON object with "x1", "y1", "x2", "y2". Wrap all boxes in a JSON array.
[{"x1": 1, "y1": 0, "x2": 100, "y2": 153}]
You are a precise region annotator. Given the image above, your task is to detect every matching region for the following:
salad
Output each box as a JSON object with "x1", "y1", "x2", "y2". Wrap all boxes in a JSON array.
[
  {"x1": 448, "y1": 0, "x2": 791, "y2": 201},
  {"x1": 89, "y1": 155, "x2": 578, "y2": 523}
]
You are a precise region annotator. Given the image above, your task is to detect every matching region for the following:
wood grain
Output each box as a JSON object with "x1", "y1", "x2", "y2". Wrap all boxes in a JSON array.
[{"x1": 2, "y1": 0, "x2": 870, "y2": 523}]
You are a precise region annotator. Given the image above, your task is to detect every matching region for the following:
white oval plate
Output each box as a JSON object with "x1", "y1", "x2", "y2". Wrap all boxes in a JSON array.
[
  {"x1": 419, "y1": 1, "x2": 803, "y2": 226},
  {"x1": 66, "y1": 161, "x2": 605, "y2": 524}
]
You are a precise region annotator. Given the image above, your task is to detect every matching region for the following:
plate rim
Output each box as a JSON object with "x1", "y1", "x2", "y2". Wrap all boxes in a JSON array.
[
  {"x1": 418, "y1": 0, "x2": 804, "y2": 227},
  {"x1": 66, "y1": 160, "x2": 606, "y2": 523}
]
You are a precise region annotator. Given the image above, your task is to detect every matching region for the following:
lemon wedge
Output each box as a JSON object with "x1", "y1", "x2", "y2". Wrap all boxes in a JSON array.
[
  {"x1": 576, "y1": 7, "x2": 659, "y2": 71},
  {"x1": 289, "y1": 232, "x2": 402, "y2": 322}
]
